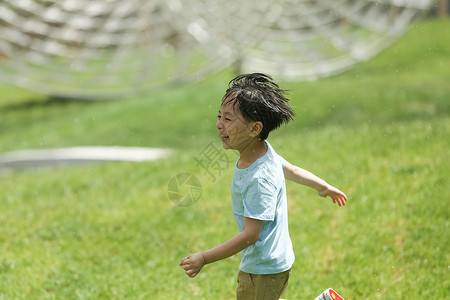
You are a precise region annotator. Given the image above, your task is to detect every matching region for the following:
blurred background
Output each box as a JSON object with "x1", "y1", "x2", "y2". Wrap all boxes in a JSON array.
[
  {"x1": 0, "y1": 0, "x2": 445, "y2": 99},
  {"x1": 0, "y1": 1, "x2": 448, "y2": 299}
]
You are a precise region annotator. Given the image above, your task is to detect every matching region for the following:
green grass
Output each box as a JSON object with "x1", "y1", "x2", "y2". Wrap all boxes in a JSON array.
[{"x1": 0, "y1": 18, "x2": 449, "y2": 299}]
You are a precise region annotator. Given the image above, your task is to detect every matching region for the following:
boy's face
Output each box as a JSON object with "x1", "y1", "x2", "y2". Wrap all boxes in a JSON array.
[{"x1": 216, "y1": 99, "x2": 254, "y2": 151}]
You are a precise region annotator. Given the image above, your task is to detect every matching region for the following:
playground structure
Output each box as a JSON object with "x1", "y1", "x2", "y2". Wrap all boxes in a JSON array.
[{"x1": 0, "y1": 0, "x2": 435, "y2": 99}]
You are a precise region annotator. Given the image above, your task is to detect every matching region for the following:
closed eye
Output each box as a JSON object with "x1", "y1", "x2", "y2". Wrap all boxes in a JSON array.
[{"x1": 218, "y1": 115, "x2": 232, "y2": 121}]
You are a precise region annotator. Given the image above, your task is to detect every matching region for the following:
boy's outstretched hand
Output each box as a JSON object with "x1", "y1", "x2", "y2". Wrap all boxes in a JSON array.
[
  {"x1": 318, "y1": 185, "x2": 348, "y2": 206},
  {"x1": 180, "y1": 253, "x2": 205, "y2": 278}
]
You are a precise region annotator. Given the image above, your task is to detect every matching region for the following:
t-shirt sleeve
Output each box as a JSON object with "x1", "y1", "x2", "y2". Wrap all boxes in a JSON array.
[
  {"x1": 276, "y1": 153, "x2": 287, "y2": 168},
  {"x1": 243, "y1": 178, "x2": 278, "y2": 221}
]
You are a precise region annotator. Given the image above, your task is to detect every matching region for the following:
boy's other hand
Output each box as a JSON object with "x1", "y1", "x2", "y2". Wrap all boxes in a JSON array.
[
  {"x1": 179, "y1": 253, "x2": 205, "y2": 278},
  {"x1": 318, "y1": 185, "x2": 348, "y2": 207}
]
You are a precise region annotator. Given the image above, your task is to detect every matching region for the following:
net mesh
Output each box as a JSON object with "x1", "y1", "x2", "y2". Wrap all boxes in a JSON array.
[{"x1": 0, "y1": 0, "x2": 434, "y2": 99}]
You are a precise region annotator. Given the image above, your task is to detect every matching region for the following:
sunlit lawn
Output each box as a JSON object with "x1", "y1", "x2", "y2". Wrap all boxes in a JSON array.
[{"x1": 0, "y1": 19, "x2": 449, "y2": 299}]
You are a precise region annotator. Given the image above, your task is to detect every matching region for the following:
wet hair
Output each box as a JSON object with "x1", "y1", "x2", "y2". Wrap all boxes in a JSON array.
[{"x1": 221, "y1": 73, "x2": 295, "y2": 140}]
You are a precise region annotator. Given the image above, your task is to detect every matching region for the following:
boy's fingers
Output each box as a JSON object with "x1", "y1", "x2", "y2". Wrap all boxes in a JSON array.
[
  {"x1": 335, "y1": 196, "x2": 342, "y2": 206},
  {"x1": 333, "y1": 197, "x2": 340, "y2": 206},
  {"x1": 331, "y1": 193, "x2": 347, "y2": 206},
  {"x1": 180, "y1": 256, "x2": 191, "y2": 266},
  {"x1": 181, "y1": 255, "x2": 191, "y2": 262},
  {"x1": 185, "y1": 269, "x2": 197, "y2": 277},
  {"x1": 190, "y1": 271, "x2": 199, "y2": 278}
]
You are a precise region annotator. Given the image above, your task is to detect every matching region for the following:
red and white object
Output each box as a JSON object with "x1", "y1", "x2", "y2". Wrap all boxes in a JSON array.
[{"x1": 314, "y1": 288, "x2": 344, "y2": 300}]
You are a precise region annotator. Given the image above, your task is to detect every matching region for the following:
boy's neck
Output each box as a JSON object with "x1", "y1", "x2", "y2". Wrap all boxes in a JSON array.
[{"x1": 237, "y1": 139, "x2": 267, "y2": 169}]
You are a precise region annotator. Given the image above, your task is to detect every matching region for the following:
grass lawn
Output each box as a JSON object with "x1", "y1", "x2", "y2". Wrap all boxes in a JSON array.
[{"x1": 0, "y1": 18, "x2": 449, "y2": 299}]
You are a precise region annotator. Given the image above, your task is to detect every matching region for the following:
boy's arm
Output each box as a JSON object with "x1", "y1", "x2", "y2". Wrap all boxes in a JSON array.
[
  {"x1": 283, "y1": 160, "x2": 347, "y2": 206},
  {"x1": 180, "y1": 217, "x2": 262, "y2": 278}
]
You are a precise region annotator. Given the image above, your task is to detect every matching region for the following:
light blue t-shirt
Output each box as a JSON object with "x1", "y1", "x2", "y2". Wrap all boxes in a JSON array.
[{"x1": 231, "y1": 141, "x2": 295, "y2": 274}]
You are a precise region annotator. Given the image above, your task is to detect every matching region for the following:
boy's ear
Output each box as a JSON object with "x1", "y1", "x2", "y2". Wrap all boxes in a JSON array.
[{"x1": 249, "y1": 121, "x2": 263, "y2": 138}]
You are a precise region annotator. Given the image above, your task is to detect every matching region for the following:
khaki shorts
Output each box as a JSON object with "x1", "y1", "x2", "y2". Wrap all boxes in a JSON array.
[{"x1": 236, "y1": 268, "x2": 291, "y2": 300}]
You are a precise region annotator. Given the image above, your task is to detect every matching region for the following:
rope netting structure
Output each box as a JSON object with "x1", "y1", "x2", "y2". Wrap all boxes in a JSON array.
[{"x1": 0, "y1": 0, "x2": 435, "y2": 99}]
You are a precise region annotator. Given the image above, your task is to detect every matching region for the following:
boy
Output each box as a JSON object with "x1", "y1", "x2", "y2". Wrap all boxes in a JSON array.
[{"x1": 180, "y1": 73, "x2": 347, "y2": 299}]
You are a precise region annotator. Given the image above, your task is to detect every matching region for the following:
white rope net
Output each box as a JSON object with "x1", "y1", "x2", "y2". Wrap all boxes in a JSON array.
[{"x1": 0, "y1": 0, "x2": 435, "y2": 99}]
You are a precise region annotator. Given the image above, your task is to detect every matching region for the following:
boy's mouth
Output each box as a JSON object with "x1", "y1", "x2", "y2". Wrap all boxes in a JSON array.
[{"x1": 220, "y1": 135, "x2": 229, "y2": 142}]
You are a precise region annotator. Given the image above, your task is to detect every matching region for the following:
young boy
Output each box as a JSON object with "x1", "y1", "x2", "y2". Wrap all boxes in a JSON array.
[{"x1": 180, "y1": 73, "x2": 347, "y2": 299}]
